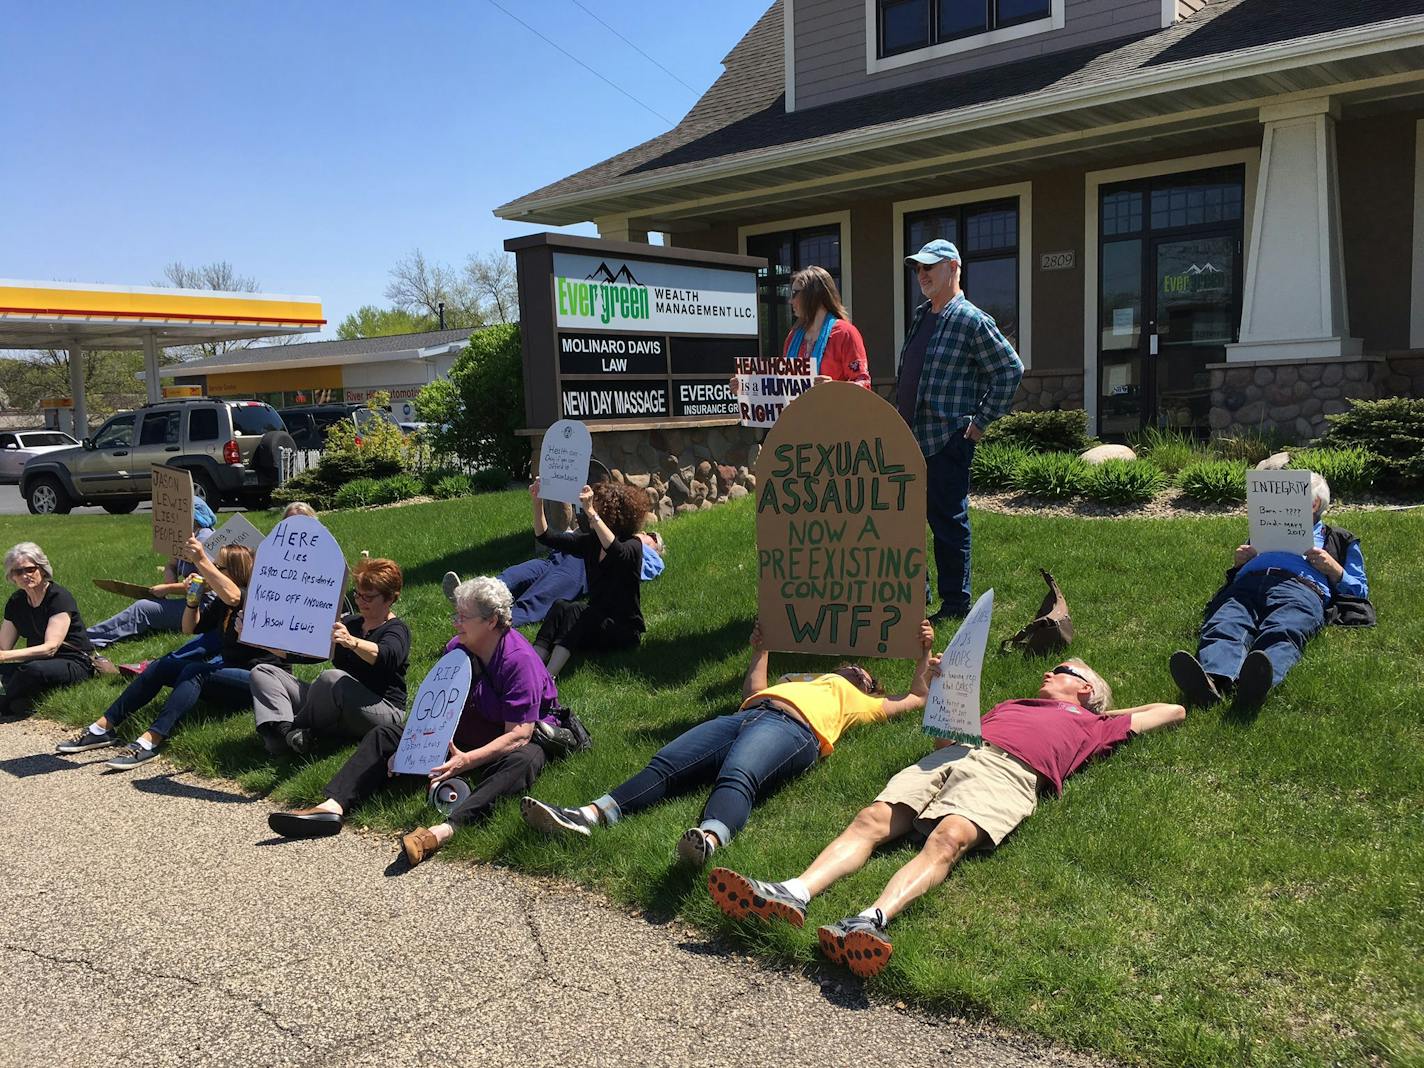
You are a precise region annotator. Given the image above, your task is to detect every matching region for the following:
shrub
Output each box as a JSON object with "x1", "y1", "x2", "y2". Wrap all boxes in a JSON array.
[
  {"x1": 470, "y1": 467, "x2": 510, "y2": 493},
  {"x1": 368, "y1": 474, "x2": 424, "y2": 505},
  {"x1": 1324, "y1": 396, "x2": 1424, "y2": 487},
  {"x1": 273, "y1": 469, "x2": 334, "y2": 511},
  {"x1": 981, "y1": 409, "x2": 1091, "y2": 453},
  {"x1": 970, "y1": 442, "x2": 1031, "y2": 490},
  {"x1": 1083, "y1": 459, "x2": 1169, "y2": 505},
  {"x1": 1012, "y1": 452, "x2": 1090, "y2": 499},
  {"x1": 431, "y1": 474, "x2": 474, "y2": 500},
  {"x1": 332, "y1": 478, "x2": 382, "y2": 510},
  {"x1": 315, "y1": 418, "x2": 406, "y2": 484},
  {"x1": 1289, "y1": 447, "x2": 1381, "y2": 496},
  {"x1": 1130, "y1": 426, "x2": 1208, "y2": 475},
  {"x1": 1178, "y1": 460, "x2": 1248, "y2": 504},
  {"x1": 1210, "y1": 430, "x2": 1283, "y2": 466},
  {"x1": 418, "y1": 324, "x2": 531, "y2": 480}
]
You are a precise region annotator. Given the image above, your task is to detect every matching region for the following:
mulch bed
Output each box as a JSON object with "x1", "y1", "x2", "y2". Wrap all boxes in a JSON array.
[{"x1": 972, "y1": 489, "x2": 1421, "y2": 520}]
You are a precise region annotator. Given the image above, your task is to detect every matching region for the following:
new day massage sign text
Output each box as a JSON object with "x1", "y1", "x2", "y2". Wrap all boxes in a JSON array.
[{"x1": 755, "y1": 383, "x2": 927, "y2": 659}]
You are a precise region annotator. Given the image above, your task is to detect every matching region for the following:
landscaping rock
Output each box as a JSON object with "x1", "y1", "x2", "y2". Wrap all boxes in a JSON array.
[
  {"x1": 657, "y1": 498, "x2": 675, "y2": 521},
  {"x1": 1080, "y1": 444, "x2": 1137, "y2": 464},
  {"x1": 626, "y1": 473, "x2": 652, "y2": 490},
  {"x1": 674, "y1": 503, "x2": 699, "y2": 516},
  {"x1": 727, "y1": 484, "x2": 749, "y2": 500},
  {"x1": 608, "y1": 468, "x2": 625, "y2": 485},
  {"x1": 1257, "y1": 452, "x2": 1292, "y2": 470},
  {"x1": 666, "y1": 474, "x2": 691, "y2": 505},
  {"x1": 694, "y1": 460, "x2": 714, "y2": 484},
  {"x1": 642, "y1": 511, "x2": 658, "y2": 527}
]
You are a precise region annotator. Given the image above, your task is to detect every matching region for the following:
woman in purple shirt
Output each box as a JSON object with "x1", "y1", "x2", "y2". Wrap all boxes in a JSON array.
[{"x1": 266, "y1": 576, "x2": 559, "y2": 866}]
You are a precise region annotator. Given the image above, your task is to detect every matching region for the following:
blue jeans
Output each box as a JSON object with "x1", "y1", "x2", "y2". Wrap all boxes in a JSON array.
[
  {"x1": 86, "y1": 597, "x2": 189, "y2": 649},
  {"x1": 499, "y1": 553, "x2": 586, "y2": 628},
  {"x1": 926, "y1": 433, "x2": 975, "y2": 612},
  {"x1": 101, "y1": 646, "x2": 252, "y2": 739},
  {"x1": 597, "y1": 701, "x2": 820, "y2": 845},
  {"x1": 1197, "y1": 573, "x2": 1326, "y2": 689}
]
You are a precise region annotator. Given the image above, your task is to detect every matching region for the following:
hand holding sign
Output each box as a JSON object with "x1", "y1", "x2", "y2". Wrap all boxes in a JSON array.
[
  {"x1": 923, "y1": 589, "x2": 995, "y2": 744},
  {"x1": 391, "y1": 649, "x2": 475, "y2": 776},
  {"x1": 538, "y1": 419, "x2": 593, "y2": 505},
  {"x1": 1247, "y1": 470, "x2": 1314, "y2": 555},
  {"x1": 241, "y1": 515, "x2": 347, "y2": 659}
]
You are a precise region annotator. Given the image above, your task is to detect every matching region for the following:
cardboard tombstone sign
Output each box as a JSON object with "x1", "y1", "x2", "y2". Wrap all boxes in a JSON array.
[
  {"x1": 754, "y1": 382, "x2": 927, "y2": 658},
  {"x1": 538, "y1": 419, "x2": 593, "y2": 505},
  {"x1": 241, "y1": 515, "x2": 347, "y2": 659},
  {"x1": 1247, "y1": 470, "x2": 1314, "y2": 555},
  {"x1": 150, "y1": 465, "x2": 194, "y2": 557},
  {"x1": 204, "y1": 512, "x2": 264, "y2": 554},
  {"x1": 391, "y1": 648, "x2": 475, "y2": 776},
  {"x1": 923, "y1": 589, "x2": 995, "y2": 743}
]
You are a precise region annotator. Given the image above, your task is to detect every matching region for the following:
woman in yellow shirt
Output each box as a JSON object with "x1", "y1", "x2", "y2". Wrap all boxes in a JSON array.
[{"x1": 521, "y1": 618, "x2": 934, "y2": 865}]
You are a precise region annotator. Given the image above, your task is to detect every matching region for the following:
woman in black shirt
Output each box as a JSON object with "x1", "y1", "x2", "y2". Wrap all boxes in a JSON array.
[
  {"x1": 56, "y1": 542, "x2": 277, "y2": 770},
  {"x1": 0, "y1": 541, "x2": 95, "y2": 716},
  {"x1": 531, "y1": 479, "x2": 650, "y2": 677},
  {"x1": 250, "y1": 556, "x2": 411, "y2": 756}
]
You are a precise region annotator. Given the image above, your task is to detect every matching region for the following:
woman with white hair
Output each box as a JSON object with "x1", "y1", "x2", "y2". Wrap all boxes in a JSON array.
[
  {"x1": 0, "y1": 542, "x2": 95, "y2": 716},
  {"x1": 266, "y1": 576, "x2": 561, "y2": 867}
]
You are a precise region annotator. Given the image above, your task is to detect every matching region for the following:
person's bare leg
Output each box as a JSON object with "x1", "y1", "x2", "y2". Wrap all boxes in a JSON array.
[
  {"x1": 798, "y1": 802, "x2": 917, "y2": 896},
  {"x1": 545, "y1": 645, "x2": 573, "y2": 678},
  {"x1": 867, "y1": 815, "x2": 984, "y2": 922}
]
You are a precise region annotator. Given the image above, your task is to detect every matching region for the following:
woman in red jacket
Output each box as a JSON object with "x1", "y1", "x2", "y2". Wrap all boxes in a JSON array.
[{"x1": 783, "y1": 266, "x2": 870, "y2": 387}]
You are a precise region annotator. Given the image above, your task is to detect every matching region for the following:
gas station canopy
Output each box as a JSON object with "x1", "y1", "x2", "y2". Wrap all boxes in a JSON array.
[{"x1": 0, "y1": 279, "x2": 324, "y2": 430}]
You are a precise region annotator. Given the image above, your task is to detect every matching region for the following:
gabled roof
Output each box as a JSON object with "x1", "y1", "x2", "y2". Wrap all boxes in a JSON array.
[{"x1": 498, "y1": 0, "x2": 1424, "y2": 225}]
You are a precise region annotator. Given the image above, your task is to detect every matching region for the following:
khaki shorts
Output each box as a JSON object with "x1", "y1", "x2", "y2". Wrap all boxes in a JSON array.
[{"x1": 874, "y1": 744, "x2": 1041, "y2": 847}]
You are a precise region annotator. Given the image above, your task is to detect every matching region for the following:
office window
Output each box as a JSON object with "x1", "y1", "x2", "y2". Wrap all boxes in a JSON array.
[
  {"x1": 903, "y1": 197, "x2": 1020, "y2": 351},
  {"x1": 745, "y1": 224, "x2": 842, "y2": 359},
  {"x1": 878, "y1": 0, "x2": 1051, "y2": 56}
]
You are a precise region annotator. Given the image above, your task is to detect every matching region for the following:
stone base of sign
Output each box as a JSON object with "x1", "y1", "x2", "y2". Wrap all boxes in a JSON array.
[
  {"x1": 1013, "y1": 370, "x2": 1084, "y2": 413},
  {"x1": 1205, "y1": 354, "x2": 1401, "y2": 440},
  {"x1": 594, "y1": 423, "x2": 762, "y2": 523}
]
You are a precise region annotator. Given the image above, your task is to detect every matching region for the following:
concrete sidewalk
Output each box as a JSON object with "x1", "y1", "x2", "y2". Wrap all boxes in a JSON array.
[{"x1": 0, "y1": 718, "x2": 1102, "y2": 1068}]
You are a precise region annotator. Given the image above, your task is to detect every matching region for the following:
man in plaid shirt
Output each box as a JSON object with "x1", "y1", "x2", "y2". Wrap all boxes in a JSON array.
[{"x1": 896, "y1": 239, "x2": 1023, "y2": 621}]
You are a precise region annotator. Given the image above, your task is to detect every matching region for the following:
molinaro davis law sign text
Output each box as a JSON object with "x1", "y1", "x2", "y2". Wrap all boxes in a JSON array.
[{"x1": 547, "y1": 246, "x2": 759, "y2": 424}]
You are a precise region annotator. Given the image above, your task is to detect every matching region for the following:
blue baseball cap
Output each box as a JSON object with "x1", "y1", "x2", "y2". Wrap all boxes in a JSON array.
[{"x1": 905, "y1": 239, "x2": 961, "y2": 266}]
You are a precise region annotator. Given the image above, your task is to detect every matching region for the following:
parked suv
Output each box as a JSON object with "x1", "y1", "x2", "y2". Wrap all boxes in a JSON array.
[
  {"x1": 276, "y1": 403, "x2": 397, "y2": 449},
  {"x1": 20, "y1": 399, "x2": 295, "y2": 515}
]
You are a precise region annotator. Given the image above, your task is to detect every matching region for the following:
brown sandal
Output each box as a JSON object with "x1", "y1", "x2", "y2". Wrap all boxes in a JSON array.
[{"x1": 401, "y1": 828, "x2": 442, "y2": 866}]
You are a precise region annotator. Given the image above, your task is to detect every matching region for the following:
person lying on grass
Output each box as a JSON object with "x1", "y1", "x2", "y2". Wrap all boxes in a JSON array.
[
  {"x1": 0, "y1": 541, "x2": 96, "y2": 717},
  {"x1": 1169, "y1": 470, "x2": 1374, "y2": 710},
  {"x1": 708, "y1": 660, "x2": 1185, "y2": 979},
  {"x1": 521, "y1": 618, "x2": 936, "y2": 867},
  {"x1": 440, "y1": 526, "x2": 665, "y2": 626},
  {"x1": 251, "y1": 556, "x2": 411, "y2": 757},
  {"x1": 56, "y1": 541, "x2": 284, "y2": 770},
  {"x1": 266, "y1": 576, "x2": 561, "y2": 869},
  {"x1": 85, "y1": 497, "x2": 217, "y2": 659},
  {"x1": 529, "y1": 478, "x2": 651, "y2": 678}
]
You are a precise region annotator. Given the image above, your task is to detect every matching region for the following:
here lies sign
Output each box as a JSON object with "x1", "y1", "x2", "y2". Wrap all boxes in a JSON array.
[{"x1": 754, "y1": 383, "x2": 927, "y2": 659}]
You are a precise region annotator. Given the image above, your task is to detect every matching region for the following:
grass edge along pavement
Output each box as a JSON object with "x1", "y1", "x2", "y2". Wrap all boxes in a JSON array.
[{"x1": 6, "y1": 492, "x2": 1421, "y2": 1068}]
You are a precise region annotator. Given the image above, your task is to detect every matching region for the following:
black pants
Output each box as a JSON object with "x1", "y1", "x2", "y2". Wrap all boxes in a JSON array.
[
  {"x1": 324, "y1": 722, "x2": 547, "y2": 829},
  {"x1": 535, "y1": 599, "x2": 640, "y2": 653},
  {"x1": 0, "y1": 657, "x2": 93, "y2": 716}
]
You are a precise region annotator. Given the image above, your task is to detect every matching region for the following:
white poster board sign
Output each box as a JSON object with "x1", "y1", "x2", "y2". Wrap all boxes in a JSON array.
[
  {"x1": 150, "y1": 465, "x2": 194, "y2": 557},
  {"x1": 205, "y1": 512, "x2": 264, "y2": 554},
  {"x1": 1247, "y1": 470, "x2": 1314, "y2": 555},
  {"x1": 538, "y1": 419, "x2": 593, "y2": 505},
  {"x1": 391, "y1": 648, "x2": 475, "y2": 776},
  {"x1": 923, "y1": 589, "x2": 995, "y2": 743},
  {"x1": 734, "y1": 355, "x2": 815, "y2": 428},
  {"x1": 241, "y1": 515, "x2": 347, "y2": 659}
]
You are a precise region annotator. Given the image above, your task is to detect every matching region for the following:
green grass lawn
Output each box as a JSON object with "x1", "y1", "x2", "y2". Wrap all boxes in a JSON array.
[{"x1": 5, "y1": 494, "x2": 1421, "y2": 1067}]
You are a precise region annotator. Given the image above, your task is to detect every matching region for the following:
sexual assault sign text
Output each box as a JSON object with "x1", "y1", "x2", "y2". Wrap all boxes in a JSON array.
[{"x1": 754, "y1": 383, "x2": 927, "y2": 658}]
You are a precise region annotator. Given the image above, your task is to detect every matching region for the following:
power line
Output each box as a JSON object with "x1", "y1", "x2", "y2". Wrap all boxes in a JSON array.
[
  {"x1": 568, "y1": 0, "x2": 700, "y2": 96},
  {"x1": 484, "y1": 0, "x2": 676, "y2": 126}
]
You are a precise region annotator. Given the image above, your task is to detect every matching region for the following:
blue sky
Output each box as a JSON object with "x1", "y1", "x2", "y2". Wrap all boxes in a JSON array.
[{"x1": 0, "y1": 1, "x2": 772, "y2": 335}]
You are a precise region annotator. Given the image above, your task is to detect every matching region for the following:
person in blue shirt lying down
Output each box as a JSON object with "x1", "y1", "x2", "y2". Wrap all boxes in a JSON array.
[{"x1": 1169, "y1": 470, "x2": 1375, "y2": 709}]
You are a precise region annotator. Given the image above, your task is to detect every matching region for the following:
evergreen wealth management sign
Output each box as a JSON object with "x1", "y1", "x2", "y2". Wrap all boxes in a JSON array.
[{"x1": 505, "y1": 234, "x2": 765, "y2": 430}]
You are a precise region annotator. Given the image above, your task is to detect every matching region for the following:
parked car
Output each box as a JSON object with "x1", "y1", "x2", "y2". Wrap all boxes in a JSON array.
[
  {"x1": 276, "y1": 403, "x2": 397, "y2": 449},
  {"x1": 20, "y1": 399, "x2": 294, "y2": 515},
  {"x1": 0, "y1": 429, "x2": 80, "y2": 483}
]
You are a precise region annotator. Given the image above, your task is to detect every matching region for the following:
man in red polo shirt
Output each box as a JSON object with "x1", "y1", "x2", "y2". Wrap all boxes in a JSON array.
[{"x1": 709, "y1": 659, "x2": 1185, "y2": 979}]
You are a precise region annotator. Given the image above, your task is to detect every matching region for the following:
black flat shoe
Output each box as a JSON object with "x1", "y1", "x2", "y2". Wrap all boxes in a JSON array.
[
  {"x1": 1169, "y1": 650, "x2": 1223, "y2": 707},
  {"x1": 1234, "y1": 650, "x2": 1274, "y2": 709},
  {"x1": 268, "y1": 809, "x2": 343, "y2": 839}
]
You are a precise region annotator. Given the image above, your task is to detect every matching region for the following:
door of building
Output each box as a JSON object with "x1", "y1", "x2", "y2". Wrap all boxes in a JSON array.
[{"x1": 1097, "y1": 167, "x2": 1244, "y2": 437}]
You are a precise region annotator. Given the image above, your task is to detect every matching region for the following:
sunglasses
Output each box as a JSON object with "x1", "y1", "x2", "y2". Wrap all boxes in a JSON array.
[
  {"x1": 1051, "y1": 664, "x2": 1090, "y2": 684},
  {"x1": 913, "y1": 262, "x2": 943, "y2": 275},
  {"x1": 9, "y1": 565, "x2": 41, "y2": 577},
  {"x1": 847, "y1": 665, "x2": 878, "y2": 692}
]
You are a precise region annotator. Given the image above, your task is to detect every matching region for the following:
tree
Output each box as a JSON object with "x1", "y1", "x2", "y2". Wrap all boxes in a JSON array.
[
  {"x1": 414, "y1": 323, "x2": 529, "y2": 479},
  {"x1": 463, "y1": 251, "x2": 518, "y2": 324},
  {"x1": 335, "y1": 305, "x2": 437, "y2": 340},
  {"x1": 384, "y1": 249, "x2": 479, "y2": 327},
  {"x1": 0, "y1": 349, "x2": 145, "y2": 421},
  {"x1": 155, "y1": 260, "x2": 261, "y2": 361}
]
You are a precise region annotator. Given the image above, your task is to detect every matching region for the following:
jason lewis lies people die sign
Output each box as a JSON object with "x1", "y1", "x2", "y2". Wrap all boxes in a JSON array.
[
  {"x1": 242, "y1": 515, "x2": 347, "y2": 659},
  {"x1": 754, "y1": 382, "x2": 927, "y2": 659}
]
